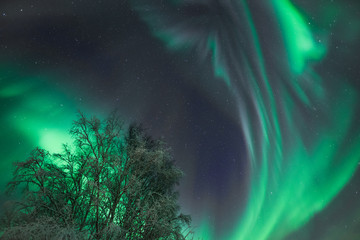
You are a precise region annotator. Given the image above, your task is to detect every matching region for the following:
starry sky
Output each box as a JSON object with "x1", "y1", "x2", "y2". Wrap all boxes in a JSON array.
[{"x1": 1, "y1": 0, "x2": 360, "y2": 239}]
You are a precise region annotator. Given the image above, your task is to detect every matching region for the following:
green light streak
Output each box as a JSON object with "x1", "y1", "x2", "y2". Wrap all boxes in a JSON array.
[
  {"x1": 207, "y1": 36, "x2": 231, "y2": 87},
  {"x1": 231, "y1": 1, "x2": 360, "y2": 239},
  {"x1": 232, "y1": 88, "x2": 360, "y2": 239},
  {"x1": 131, "y1": 1, "x2": 360, "y2": 239},
  {"x1": 272, "y1": 0, "x2": 326, "y2": 74}
]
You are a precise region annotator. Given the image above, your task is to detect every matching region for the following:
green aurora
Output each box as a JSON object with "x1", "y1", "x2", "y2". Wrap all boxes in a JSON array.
[
  {"x1": 132, "y1": 0, "x2": 360, "y2": 239},
  {"x1": 0, "y1": 0, "x2": 359, "y2": 239},
  {"x1": 0, "y1": 65, "x2": 100, "y2": 188}
]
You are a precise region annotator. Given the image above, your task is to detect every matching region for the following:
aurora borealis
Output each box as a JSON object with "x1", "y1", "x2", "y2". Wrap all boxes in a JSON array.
[{"x1": 1, "y1": 0, "x2": 360, "y2": 239}]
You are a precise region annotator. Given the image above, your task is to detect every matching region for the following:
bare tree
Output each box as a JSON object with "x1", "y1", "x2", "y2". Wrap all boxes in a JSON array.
[{"x1": 1, "y1": 112, "x2": 191, "y2": 240}]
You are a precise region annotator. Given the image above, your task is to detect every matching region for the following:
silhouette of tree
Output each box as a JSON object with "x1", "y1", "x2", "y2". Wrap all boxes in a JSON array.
[{"x1": 1, "y1": 112, "x2": 191, "y2": 240}]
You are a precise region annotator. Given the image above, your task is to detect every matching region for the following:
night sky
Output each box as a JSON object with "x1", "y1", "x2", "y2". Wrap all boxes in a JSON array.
[{"x1": 1, "y1": 0, "x2": 360, "y2": 239}]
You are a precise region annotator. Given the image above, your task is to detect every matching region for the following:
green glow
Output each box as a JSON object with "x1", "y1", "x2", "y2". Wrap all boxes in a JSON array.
[
  {"x1": 272, "y1": 0, "x2": 326, "y2": 74},
  {"x1": 39, "y1": 128, "x2": 73, "y2": 153},
  {"x1": 156, "y1": 30, "x2": 192, "y2": 51},
  {"x1": 5, "y1": 79, "x2": 77, "y2": 153},
  {"x1": 0, "y1": 81, "x2": 33, "y2": 98},
  {"x1": 0, "y1": 65, "x2": 94, "y2": 189},
  {"x1": 194, "y1": 217, "x2": 213, "y2": 240}
]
